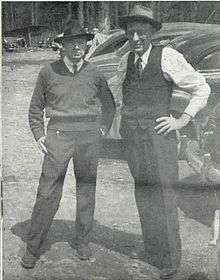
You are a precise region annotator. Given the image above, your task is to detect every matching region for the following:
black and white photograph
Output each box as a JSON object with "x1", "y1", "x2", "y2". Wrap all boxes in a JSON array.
[{"x1": 1, "y1": 1, "x2": 220, "y2": 279}]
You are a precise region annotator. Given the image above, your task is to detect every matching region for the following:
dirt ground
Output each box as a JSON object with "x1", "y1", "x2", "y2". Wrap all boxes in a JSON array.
[{"x1": 2, "y1": 49, "x2": 219, "y2": 280}]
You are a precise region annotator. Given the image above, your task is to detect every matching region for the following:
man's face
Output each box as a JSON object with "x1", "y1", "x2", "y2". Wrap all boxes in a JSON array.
[
  {"x1": 126, "y1": 21, "x2": 155, "y2": 56},
  {"x1": 63, "y1": 37, "x2": 88, "y2": 63}
]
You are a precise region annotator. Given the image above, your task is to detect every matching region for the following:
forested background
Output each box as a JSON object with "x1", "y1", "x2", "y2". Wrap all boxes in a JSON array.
[{"x1": 2, "y1": 1, "x2": 220, "y2": 35}]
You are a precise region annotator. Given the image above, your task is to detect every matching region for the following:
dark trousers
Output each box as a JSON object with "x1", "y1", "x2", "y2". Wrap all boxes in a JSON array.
[
  {"x1": 27, "y1": 129, "x2": 100, "y2": 256},
  {"x1": 122, "y1": 125, "x2": 181, "y2": 270}
]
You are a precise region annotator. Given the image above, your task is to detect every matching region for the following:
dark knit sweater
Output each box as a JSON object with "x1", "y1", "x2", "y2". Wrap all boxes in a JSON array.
[{"x1": 29, "y1": 60, "x2": 116, "y2": 141}]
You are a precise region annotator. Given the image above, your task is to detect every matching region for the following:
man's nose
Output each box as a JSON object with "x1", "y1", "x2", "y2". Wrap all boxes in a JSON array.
[
  {"x1": 74, "y1": 44, "x2": 80, "y2": 49},
  {"x1": 133, "y1": 32, "x2": 140, "y2": 41}
]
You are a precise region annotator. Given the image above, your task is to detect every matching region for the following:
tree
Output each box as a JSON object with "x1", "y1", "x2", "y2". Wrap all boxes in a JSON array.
[
  {"x1": 68, "y1": 2, "x2": 72, "y2": 16},
  {"x1": 98, "y1": 1, "x2": 110, "y2": 32},
  {"x1": 78, "y1": 2, "x2": 84, "y2": 27},
  {"x1": 2, "y1": 1, "x2": 220, "y2": 35},
  {"x1": 31, "y1": 2, "x2": 35, "y2": 25},
  {"x1": 9, "y1": 2, "x2": 16, "y2": 29},
  {"x1": 113, "y1": 2, "x2": 119, "y2": 28}
]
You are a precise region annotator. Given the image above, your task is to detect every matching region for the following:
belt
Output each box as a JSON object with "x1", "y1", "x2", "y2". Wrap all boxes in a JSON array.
[{"x1": 49, "y1": 115, "x2": 98, "y2": 124}]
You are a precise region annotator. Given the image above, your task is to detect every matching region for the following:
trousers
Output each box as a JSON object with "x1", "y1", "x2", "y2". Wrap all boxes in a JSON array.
[
  {"x1": 27, "y1": 129, "x2": 100, "y2": 256},
  {"x1": 122, "y1": 125, "x2": 181, "y2": 270}
]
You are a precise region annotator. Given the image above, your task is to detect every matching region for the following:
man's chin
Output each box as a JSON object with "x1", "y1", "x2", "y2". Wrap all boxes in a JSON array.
[
  {"x1": 133, "y1": 48, "x2": 144, "y2": 56},
  {"x1": 72, "y1": 55, "x2": 82, "y2": 60},
  {"x1": 70, "y1": 55, "x2": 83, "y2": 63}
]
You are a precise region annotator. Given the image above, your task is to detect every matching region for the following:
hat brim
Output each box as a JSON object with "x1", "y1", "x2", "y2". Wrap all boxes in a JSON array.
[
  {"x1": 119, "y1": 15, "x2": 162, "y2": 31},
  {"x1": 54, "y1": 33, "x2": 94, "y2": 43}
]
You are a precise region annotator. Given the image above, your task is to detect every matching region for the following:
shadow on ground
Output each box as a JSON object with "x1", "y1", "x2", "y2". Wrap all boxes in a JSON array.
[
  {"x1": 176, "y1": 174, "x2": 220, "y2": 227},
  {"x1": 11, "y1": 219, "x2": 143, "y2": 258},
  {"x1": 11, "y1": 174, "x2": 220, "y2": 258}
]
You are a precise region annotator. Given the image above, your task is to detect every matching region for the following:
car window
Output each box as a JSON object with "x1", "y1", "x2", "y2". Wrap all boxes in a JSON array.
[{"x1": 197, "y1": 50, "x2": 220, "y2": 70}]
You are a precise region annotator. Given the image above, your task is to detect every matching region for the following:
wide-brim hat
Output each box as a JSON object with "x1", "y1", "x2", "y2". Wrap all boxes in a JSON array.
[
  {"x1": 54, "y1": 17, "x2": 94, "y2": 43},
  {"x1": 119, "y1": 5, "x2": 162, "y2": 31}
]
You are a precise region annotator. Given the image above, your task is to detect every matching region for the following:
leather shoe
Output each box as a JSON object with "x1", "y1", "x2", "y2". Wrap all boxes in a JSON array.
[
  {"x1": 20, "y1": 249, "x2": 38, "y2": 269},
  {"x1": 160, "y1": 268, "x2": 177, "y2": 279},
  {"x1": 76, "y1": 244, "x2": 92, "y2": 260}
]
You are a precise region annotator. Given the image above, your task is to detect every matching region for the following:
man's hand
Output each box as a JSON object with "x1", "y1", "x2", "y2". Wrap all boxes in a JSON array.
[
  {"x1": 155, "y1": 113, "x2": 191, "y2": 136},
  {"x1": 37, "y1": 136, "x2": 48, "y2": 154}
]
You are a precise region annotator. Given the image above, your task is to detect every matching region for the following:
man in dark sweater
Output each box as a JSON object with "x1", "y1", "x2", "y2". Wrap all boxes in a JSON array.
[
  {"x1": 118, "y1": 5, "x2": 210, "y2": 279},
  {"x1": 21, "y1": 19, "x2": 115, "y2": 268}
]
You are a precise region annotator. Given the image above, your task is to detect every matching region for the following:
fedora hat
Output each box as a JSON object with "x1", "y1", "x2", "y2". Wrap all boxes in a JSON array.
[
  {"x1": 54, "y1": 17, "x2": 94, "y2": 43},
  {"x1": 119, "y1": 5, "x2": 162, "y2": 31}
]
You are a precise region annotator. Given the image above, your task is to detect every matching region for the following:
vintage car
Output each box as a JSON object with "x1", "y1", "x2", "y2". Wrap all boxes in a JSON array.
[
  {"x1": 89, "y1": 26, "x2": 220, "y2": 143},
  {"x1": 2, "y1": 37, "x2": 18, "y2": 52},
  {"x1": 88, "y1": 22, "x2": 219, "y2": 59}
]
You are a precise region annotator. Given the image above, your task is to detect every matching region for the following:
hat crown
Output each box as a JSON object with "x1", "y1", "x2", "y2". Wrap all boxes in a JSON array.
[
  {"x1": 129, "y1": 5, "x2": 154, "y2": 21},
  {"x1": 63, "y1": 18, "x2": 87, "y2": 38},
  {"x1": 54, "y1": 16, "x2": 94, "y2": 43},
  {"x1": 119, "y1": 4, "x2": 161, "y2": 31}
]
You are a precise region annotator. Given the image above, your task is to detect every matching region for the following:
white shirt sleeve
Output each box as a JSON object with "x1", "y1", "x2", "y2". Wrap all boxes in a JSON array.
[{"x1": 161, "y1": 47, "x2": 211, "y2": 118}]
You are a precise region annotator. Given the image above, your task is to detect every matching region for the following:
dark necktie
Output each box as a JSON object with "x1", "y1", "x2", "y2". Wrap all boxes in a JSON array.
[
  {"x1": 135, "y1": 57, "x2": 143, "y2": 76},
  {"x1": 72, "y1": 64, "x2": 77, "y2": 74}
]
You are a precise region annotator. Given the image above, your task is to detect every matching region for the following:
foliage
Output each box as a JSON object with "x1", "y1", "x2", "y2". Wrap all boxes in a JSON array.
[{"x1": 2, "y1": 1, "x2": 220, "y2": 35}]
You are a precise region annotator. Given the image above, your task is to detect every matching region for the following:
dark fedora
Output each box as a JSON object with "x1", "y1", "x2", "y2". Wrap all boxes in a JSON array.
[
  {"x1": 119, "y1": 4, "x2": 162, "y2": 31},
  {"x1": 54, "y1": 17, "x2": 94, "y2": 43}
]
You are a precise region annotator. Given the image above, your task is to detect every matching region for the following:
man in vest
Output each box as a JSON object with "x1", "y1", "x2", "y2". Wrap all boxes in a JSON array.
[
  {"x1": 21, "y1": 18, "x2": 116, "y2": 269},
  {"x1": 118, "y1": 5, "x2": 210, "y2": 279}
]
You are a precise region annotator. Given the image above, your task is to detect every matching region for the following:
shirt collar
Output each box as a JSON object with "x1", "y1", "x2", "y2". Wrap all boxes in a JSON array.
[
  {"x1": 63, "y1": 56, "x2": 84, "y2": 74},
  {"x1": 134, "y1": 44, "x2": 152, "y2": 67}
]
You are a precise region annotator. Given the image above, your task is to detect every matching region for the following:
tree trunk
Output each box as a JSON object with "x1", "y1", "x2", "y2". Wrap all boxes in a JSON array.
[
  {"x1": 31, "y1": 2, "x2": 35, "y2": 25},
  {"x1": 90, "y1": 2, "x2": 96, "y2": 28},
  {"x1": 84, "y1": 2, "x2": 96, "y2": 29},
  {"x1": 114, "y1": 2, "x2": 119, "y2": 28},
  {"x1": 35, "y1": 2, "x2": 39, "y2": 25},
  {"x1": 9, "y1": 2, "x2": 15, "y2": 29},
  {"x1": 68, "y1": 2, "x2": 72, "y2": 16},
  {"x1": 98, "y1": 1, "x2": 110, "y2": 32},
  {"x1": 28, "y1": 28, "x2": 32, "y2": 47},
  {"x1": 78, "y1": 2, "x2": 84, "y2": 27},
  {"x1": 85, "y1": 2, "x2": 90, "y2": 28},
  {"x1": 125, "y1": 2, "x2": 129, "y2": 15}
]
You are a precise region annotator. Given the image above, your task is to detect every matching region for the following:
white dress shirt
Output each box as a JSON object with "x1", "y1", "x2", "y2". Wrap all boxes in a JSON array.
[
  {"x1": 63, "y1": 56, "x2": 84, "y2": 74},
  {"x1": 117, "y1": 44, "x2": 211, "y2": 118}
]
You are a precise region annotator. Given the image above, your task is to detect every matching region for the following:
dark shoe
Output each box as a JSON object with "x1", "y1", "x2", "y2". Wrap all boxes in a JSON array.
[
  {"x1": 160, "y1": 268, "x2": 178, "y2": 279},
  {"x1": 76, "y1": 244, "x2": 92, "y2": 260},
  {"x1": 130, "y1": 250, "x2": 146, "y2": 259},
  {"x1": 20, "y1": 249, "x2": 38, "y2": 269}
]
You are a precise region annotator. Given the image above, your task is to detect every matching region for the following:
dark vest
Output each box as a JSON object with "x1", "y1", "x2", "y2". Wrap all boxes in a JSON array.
[{"x1": 121, "y1": 46, "x2": 173, "y2": 131}]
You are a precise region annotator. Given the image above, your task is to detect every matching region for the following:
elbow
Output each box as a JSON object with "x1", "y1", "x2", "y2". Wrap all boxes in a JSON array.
[{"x1": 198, "y1": 99, "x2": 209, "y2": 111}]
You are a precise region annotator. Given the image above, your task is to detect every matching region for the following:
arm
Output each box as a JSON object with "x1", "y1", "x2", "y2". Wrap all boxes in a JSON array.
[
  {"x1": 28, "y1": 68, "x2": 47, "y2": 141},
  {"x1": 108, "y1": 52, "x2": 129, "y2": 106},
  {"x1": 155, "y1": 47, "x2": 211, "y2": 135},
  {"x1": 96, "y1": 73, "x2": 116, "y2": 134}
]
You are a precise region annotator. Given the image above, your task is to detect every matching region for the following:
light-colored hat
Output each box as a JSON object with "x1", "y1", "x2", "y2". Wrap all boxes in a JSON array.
[{"x1": 119, "y1": 5, "x2": 162, "y2": 31}]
